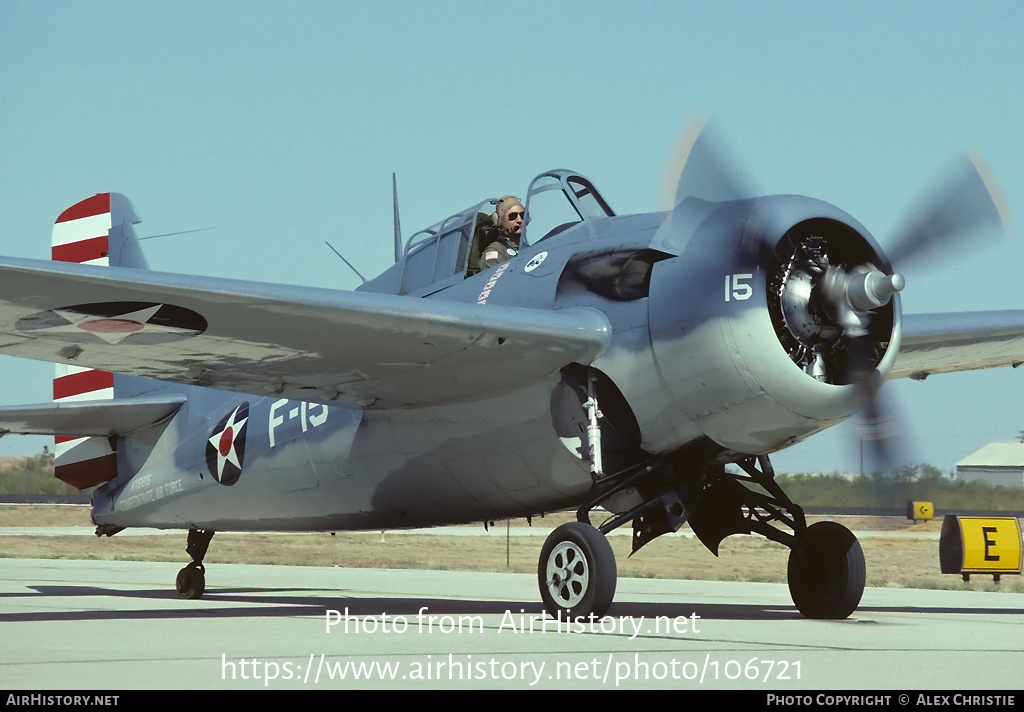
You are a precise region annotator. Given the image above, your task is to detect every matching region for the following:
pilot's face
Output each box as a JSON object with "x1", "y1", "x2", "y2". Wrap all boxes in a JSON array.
[{"x1": 503, "y1": 205, "x2": 524, "y2": 234}]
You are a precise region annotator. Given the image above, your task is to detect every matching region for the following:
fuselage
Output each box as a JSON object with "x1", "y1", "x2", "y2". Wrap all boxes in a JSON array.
[
  {"x1": 92, "y1": 171, "x2": 900, "y2": 532},
  {"x1": 91, "y1": 212, "x2": 655, "y2": 531}
]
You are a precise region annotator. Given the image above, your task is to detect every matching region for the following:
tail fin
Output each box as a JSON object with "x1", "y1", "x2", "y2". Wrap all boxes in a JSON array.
[
  {"x1": 52, "y1": 192, "x2": 149, "y2": 269},
  {"x1": 51, "y1": 193, "x2": 148, "y2": 488}
]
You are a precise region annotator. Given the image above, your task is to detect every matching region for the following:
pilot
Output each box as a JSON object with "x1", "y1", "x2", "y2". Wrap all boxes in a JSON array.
[{"x1": 478, "y1": 195, "x2": 524, "y2": 271}]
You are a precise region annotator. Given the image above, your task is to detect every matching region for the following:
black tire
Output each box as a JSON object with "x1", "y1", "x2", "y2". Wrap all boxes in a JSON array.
[
  {"x1": 538, "y1": 522, "x2": 617, "y2": 619},
  {"x1": 175, "y1": 563, "x2": 206, "y2": 600},
  {"x1": 787, "y1": 521, "x2": 865, "y2": 619}
]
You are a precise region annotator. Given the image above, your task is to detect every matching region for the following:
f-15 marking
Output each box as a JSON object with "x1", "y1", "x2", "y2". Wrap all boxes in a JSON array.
[{"x1": 269, "y1": 398, "x2": 329, "y2": 447}]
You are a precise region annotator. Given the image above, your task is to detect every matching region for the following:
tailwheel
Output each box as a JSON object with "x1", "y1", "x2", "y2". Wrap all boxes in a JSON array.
[
  {"x1": 787, "y1": 521, "x2": 865, "y2": 619},
  {"x1": 175, "y1": 562, "x2": 206, "y2": 600},
  {"x1": 538, "y1": 522, "x2": 617, "y2": 619},
  {"x1": 175, "y1": 528, "x2": 214, "y2": 600}
]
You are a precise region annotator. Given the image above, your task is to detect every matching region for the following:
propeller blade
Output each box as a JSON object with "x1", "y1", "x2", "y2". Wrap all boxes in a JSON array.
[
  {"x1": 855, "y1": 381, "x2": 914, "y2": 476},
  {"x1": 838, "y1": 332, "x2": 911, "y2": 476},
  {"x1": 886, "y1": 154, "x2": 1011, "y2": 268},
  {"x1": 659, "y1": 115, "x2": 756, "y2": 210},
  {"x1": 838, "y1": 155, "x2": 1007, "y2": 474}
]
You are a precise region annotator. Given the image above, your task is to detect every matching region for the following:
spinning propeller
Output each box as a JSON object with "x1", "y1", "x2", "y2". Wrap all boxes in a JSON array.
[{"x1": 664, "y1": 118, "x2": 1010, "y2": 473}]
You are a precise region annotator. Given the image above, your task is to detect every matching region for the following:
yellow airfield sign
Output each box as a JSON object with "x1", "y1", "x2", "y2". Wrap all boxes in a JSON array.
[{"x1": 940, "y1": 516, "x2": 1022, "y2": 576}]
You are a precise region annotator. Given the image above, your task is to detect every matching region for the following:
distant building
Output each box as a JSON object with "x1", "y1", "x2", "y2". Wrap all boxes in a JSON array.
[{"x1": 956, "y1": 442, "x2": 1024, "y2": 488}]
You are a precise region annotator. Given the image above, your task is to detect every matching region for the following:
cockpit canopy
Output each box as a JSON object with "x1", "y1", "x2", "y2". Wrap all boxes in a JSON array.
[
  {"x1": 394, "y1": 169, "x2": 613, "y2": 296},
  {"x1": 521, "y1": 170, "x2": 614, "y2": 244}
]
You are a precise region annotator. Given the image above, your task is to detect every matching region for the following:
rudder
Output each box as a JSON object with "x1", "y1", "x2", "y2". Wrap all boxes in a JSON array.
[{"x1": 50, "y1": 193, "x2": 148, "y2": 488}]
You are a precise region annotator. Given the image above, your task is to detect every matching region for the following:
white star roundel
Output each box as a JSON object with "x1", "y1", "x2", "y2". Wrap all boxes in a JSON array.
[{"x1": 205, "y1": 402, "x2": 249, "y2": 486}]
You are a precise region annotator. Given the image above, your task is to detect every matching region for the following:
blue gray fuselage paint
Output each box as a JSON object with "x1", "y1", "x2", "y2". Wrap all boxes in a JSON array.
[
  {"x1": 90, "y1": 218, "x2": 648, "y2": 532},
  {"x1": 91, "y1": 194, "x2": 893, "y2": 532},
  {"x1": 92, "y1": 376, "x2": 592, "y2": 531}
]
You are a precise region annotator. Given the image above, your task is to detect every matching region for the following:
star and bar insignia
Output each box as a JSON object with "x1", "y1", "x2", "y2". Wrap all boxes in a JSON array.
[
  {"x1": 206, "y1": 402, "x2": 249, "y2": 486},
  {"x1": 16, "y1": 301, "x2": 207, "y2": 345}
]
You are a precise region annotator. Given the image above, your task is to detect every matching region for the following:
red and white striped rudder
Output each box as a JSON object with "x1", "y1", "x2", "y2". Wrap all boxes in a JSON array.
[{"x1": 51, "y1": 194, "x2": 117, "y2": 488}]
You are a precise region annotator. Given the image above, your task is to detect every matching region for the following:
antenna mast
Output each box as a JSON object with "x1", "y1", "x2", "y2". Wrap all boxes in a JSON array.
[
  {"x1": 392, "y1": 173, "x2": 403, "y2": 263},
  {"x1": 324, "y1": 242, "x2": 367, "y2": 285}
]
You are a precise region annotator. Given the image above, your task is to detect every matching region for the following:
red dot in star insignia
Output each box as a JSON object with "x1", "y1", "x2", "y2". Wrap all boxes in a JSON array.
[
  {"x1": 78, "y1": 318, "x2": 145, "y2": 334},
  {"x1": 219, "y1": 427, "x2": 234, "y2": 456}
]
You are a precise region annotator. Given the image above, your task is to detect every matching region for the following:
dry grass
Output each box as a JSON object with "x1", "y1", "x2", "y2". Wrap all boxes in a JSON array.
[
  {"x1": 0, "y1": 504, "x2": 90, "y2": 526},
  {"x1": 1, "y1": 506, "x2": 1021, "y2": 593}
]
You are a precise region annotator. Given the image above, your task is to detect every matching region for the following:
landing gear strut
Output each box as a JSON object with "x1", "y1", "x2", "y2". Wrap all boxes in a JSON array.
[
  {"x1": 176, "y1": 528, "x2": 214, "y2": 600},
  {"x1": 534, "y1": 449, "x2": 867, "y2": 620},
  {"x1": 690, "y1": 455, "x2": 866, "y2": 618},
  {"x1": 686, "y1": 455, "x2": 867, "y2": 618}
]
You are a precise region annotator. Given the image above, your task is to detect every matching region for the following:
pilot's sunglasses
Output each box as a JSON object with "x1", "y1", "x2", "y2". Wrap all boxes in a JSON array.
[{"x1": 506, "y1": 211, "x2": 524, "y2": 221}]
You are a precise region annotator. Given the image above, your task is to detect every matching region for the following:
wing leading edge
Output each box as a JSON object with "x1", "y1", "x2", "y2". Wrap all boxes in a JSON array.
[
  {"x1": 0, "y1": 257, "x2": 611, "y2": 409},
  {"x1": 891, "y1": 311, "x2": 1024, "y2": 380}
]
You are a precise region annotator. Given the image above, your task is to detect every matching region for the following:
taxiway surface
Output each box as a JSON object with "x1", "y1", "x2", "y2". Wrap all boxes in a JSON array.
[{"x1": 1, "y1": 558, "x2": 1021, "y2": 690}]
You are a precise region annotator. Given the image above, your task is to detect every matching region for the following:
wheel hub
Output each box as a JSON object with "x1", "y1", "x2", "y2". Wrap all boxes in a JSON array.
[{"x1": 545, "y1": 541, "x2": 589, "y2": 608}]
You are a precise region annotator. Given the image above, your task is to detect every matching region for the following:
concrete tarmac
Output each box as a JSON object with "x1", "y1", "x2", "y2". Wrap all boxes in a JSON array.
[{"x1": 1, "y1": 558, "x2": 1022, "y2": 690}]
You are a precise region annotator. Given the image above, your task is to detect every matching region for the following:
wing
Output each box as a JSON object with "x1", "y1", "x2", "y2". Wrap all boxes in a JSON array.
[
  {"x1": 890, "y1": 311, "x2": 1024, "y2": 380},
  {"x1": 0, "y1": 256, "x2": 611, "y2": 409}
]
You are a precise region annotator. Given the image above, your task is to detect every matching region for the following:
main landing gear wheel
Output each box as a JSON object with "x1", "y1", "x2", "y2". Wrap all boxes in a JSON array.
[
  {"x1": 787, "y1": 521, "x2": 865, "y2": 619},
  {"x1": 538, "y1": 522, "x2": 617, "y2": 619},
  {"x1": 175, "y1": 562, "x2": 206, "y2": 600}
]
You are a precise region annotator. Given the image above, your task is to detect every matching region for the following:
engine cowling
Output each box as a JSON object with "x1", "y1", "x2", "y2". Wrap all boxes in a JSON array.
[{"x1": 639, "y1": 195, "x2": 901, "y2": 456}]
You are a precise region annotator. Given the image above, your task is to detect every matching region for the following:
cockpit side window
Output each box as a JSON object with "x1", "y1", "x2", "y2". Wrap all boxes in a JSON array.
[
  {"x1": 433, "y1": 221, "x2": 471, "y2": 283},
  {"x1": 400, "y1": 201, "x2": 493, "y2": 294},
  {"x1": 400, "y1": 228, "x2": 438, "y2": 293}
]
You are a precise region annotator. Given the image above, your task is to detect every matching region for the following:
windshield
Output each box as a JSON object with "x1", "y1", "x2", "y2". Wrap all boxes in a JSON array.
[{"x1": 523, "y1": 170, "x2": 613, "y2": 245}]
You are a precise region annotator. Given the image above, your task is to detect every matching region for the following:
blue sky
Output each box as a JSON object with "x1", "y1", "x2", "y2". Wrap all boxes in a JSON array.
[{"x1": 1, "y1": 1, "x2": 1022, "y2": 473}]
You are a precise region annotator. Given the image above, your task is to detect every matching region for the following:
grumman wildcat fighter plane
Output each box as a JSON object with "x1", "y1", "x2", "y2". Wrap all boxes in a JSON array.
[{"x1": 0, "y1": 125, "x2": 1017, "y2": 620}]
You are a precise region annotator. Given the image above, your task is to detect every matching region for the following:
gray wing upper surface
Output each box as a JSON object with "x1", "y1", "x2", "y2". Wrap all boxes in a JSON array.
[
  {"x1": 0, "y1": 256, "x2": 611, "y2": 409},
  {"x1": 891, "y1": 311, "x2": 1024, "y2": 380}
]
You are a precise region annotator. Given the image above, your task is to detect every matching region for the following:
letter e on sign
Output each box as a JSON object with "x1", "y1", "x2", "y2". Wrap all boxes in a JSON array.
[{"x1": 961, "y1": 517, "x2": 1022, "y2": 573}]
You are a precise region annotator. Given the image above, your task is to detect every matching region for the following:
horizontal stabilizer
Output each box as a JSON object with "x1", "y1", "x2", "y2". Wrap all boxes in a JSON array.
[{"x1": 0, "y1": 394, "x2": 186, "y2": 437}]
